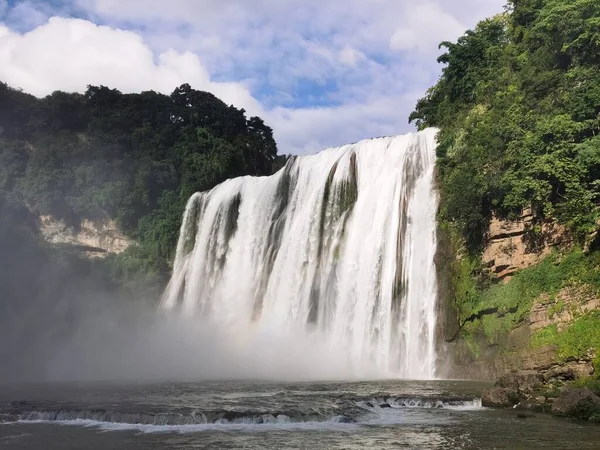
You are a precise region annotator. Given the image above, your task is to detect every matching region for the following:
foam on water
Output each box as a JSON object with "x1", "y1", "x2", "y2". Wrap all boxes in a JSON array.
[{"x1": 9, "y1": 393, "x2": 483, "y2": 434}]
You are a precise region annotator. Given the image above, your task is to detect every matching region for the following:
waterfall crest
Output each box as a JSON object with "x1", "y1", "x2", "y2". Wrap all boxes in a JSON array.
[{"x1": 162, "y1": 129, "x2": 439, "y2": 379}]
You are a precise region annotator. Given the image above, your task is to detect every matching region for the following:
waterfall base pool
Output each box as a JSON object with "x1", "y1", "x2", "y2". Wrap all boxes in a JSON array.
[{"x1": 2, "y1": 379, "x2": 600, "y2": 449}]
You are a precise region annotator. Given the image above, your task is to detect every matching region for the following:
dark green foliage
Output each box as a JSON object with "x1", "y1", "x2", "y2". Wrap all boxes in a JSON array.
[
  {"x1": 0, "y1": 81, "x2": 279, "y2": 280},
  {"x1": 412, "y1": 0, "x2": 600, "y2": 250}
]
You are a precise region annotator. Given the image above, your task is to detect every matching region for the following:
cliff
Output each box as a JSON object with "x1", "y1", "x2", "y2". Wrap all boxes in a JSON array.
[
  {"x1": 440, "y1": 211, "x2": 600, "y2": 383},
  {"x1": 449, "y1": 284, "x2": 598, "y2": 380},
  {"x1": 0, "y1": 81, "x2": 279, "y2": 285},
  {"x1": 39, "y1": 215, "x2": 132, "y2": 258},
  {"x1": 482, "y1": 209, "x2": 568, "y2": 281}
]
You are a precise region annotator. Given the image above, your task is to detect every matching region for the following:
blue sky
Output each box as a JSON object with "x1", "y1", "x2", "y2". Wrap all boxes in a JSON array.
[{"x1": 0, "y1": 0, "x2": 506, "y2": 154}]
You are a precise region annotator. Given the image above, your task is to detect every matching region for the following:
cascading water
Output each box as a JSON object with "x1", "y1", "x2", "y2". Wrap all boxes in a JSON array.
[{"x1": 161, "y1": 129, "x2": 439, "y2": 379}]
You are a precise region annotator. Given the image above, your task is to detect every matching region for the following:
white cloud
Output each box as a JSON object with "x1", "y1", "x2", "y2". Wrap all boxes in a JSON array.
[
  {"x1": 268, "y1": 93, "x2": 422, "y2": 155},
  {"x1": 338, "y1": 46, "x2": 365, "y2": 67},
  {"x1": 0, "y1": 1, "x2": 507, "y2": 154},
  {"x1": 389, "y1": 2, "x2": 465, "y2": 54},
  {"x1": 0, "y1": 17, "x2": 262, "y2": 116}
]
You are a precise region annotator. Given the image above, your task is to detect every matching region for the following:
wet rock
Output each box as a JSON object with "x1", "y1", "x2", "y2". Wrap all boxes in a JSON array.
[
  {"x1": 551, "y1": 388, "x2": 600, "y2": 420},
  {"x1": 482, "y1": 387, "x2": 520, "y2": 408},
  {"x1": 0, "y1": 414, "x2": 18, "y2": 423},
  {"x1": 379, "y1": 403, "x2": 392, "y2": 409},
  {"x1": 365, "y1": 402, "x2": 374, "y2": 408},
  {"x1": 335, "y1": 415, "x2": 357, "y2": 423},
  {"x1": 495, "y1": 371, "x2": 544, "y2": 395}
]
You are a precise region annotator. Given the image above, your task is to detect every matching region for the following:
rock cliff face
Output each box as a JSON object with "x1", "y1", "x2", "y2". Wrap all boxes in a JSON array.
[
  {"x1": 529, "y1": 285, "x2": 600, "y2": 332},
  {"x1": 482, "y1": 209, "x2": 568, "y2": 280},
  {"x1": 440, "y1": 209, "x2": 598, "y2": 381},
  {"x1": 39, "y1": 215, "x2": 132, "y2": 258},
  {"x1": 448, "y1": 285, "x2": 598, "y2": 381}
]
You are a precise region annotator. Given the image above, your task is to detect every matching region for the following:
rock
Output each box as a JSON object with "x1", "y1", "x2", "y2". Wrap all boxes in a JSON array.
[
  {"x1": 379, "y1": 403, "x2": 392, "y2": 409},
  {"x1": 544, "y1": 366, "x2": 575, "y2": 382},
  {"x1": 39, "y1": 215, "x2": 132, "y2": 258},
  {"x1": 495, "y1": 371, "x2": 544, "y2": 395},
  {"x1": 335, "y1": 415, "x2": 356, "y2": 423},
  {"x1": 365, "y1": 402, "x2": 374, "y2": 408},
  {"x1": 551, "y1": 388, "x2": 600, "y2": 420},
  {"x1": 481, "y1": 209, "x2": 567, "y2": 280},
  {"x1": 530, "y1": 286, "x2": 600, "y2": 333},
  {"x1": 482, "y1": 387, "x2": 520, "y2": 408},
  {"x1": 0, "y1": 414, "x2": 18, "y2": 423}
]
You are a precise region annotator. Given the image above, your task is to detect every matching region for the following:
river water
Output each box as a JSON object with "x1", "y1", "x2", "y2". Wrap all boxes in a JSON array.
[{"x1": 1, "y1": 379, "x2": 599, "y2": 449}]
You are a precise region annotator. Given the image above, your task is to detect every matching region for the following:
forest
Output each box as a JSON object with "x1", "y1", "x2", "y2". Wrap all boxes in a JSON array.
[
  {"x1": 0, "y1": 82, "x2": 284, "y2": 287},
  {"x1": 411, "y1": 0, "x2": 600, "y2": 251}
]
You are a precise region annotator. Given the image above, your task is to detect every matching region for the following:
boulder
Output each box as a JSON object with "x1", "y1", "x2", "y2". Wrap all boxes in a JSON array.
[
  {"x1": 334, "y1": 415, "x2": 357, "y2": 423},
  {"x1": 551, "y1": 388, "x2": 600, "y2": 420},
  {"x1": 0, "y1": 414, "x2": 18, "y2": 423},
  {"x1": 482, "y1": 387, "x2": 520, "y2": 408},
  {"x1": 544, "y1": 366, "x2": 576, "y2": 382},
  {"x1": 495, "y1": 371, "x2": 544, "y2": 395}
]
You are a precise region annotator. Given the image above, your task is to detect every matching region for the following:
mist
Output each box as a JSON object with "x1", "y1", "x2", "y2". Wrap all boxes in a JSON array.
[
  {"x1": 1, "y1": 289, "x2": 365, "y2": 384},
  {"x1": 44, "y1": 303, "x2": 364, "y2": 383},
  {"x1": 0, "y1": 192, "x2": 359, "y2": 384}
]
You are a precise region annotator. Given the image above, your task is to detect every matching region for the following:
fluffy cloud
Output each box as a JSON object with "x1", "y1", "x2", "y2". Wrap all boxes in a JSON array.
[
  {"x1": 389, "y1": 3, "x2": 465, "y2": 54},
  {"x1": 0, "y1": 0, "x2": 506, "y2": 154},
  {"x1": 0, "y1": 17, "x2": 262, "y2": 115}
]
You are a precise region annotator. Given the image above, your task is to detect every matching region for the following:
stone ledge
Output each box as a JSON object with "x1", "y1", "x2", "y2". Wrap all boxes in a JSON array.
[{"x1": 39, "y1": 215, "x2": 132, "y2": 258}]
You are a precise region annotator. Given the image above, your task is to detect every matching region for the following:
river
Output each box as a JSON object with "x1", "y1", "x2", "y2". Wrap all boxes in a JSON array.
[{"x1": 1, "y1": 379, "x2": 599, "y2": 449}]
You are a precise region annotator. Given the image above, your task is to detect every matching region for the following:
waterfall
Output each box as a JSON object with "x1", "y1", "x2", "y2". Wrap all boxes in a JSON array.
[{"x1": 161, "y1": 129, "x2": 439, "y2": 380}]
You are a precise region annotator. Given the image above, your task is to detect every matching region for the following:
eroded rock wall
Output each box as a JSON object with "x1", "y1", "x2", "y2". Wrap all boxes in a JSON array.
[
  {"x1": 482, "y1": 209, "x2": 568, "y2": 280},
  {"x1": 39, "y1": 215, "x2": 132, "y2": 258}
]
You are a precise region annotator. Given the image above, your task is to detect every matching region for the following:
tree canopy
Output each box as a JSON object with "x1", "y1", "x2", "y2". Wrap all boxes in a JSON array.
[
  {"x1": 0, "y1": 82, "x2": 281, "y2": 277},
  {"x1": 411, "y1": 0, "x2": 600, "y2": 250}
]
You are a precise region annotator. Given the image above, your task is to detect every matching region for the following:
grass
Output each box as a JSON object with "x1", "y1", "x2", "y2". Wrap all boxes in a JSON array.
[
  {"x1": 532, "y1": 311, "x2": 600, "y2": 368},
  {"x1": 548, "y1": 300, "x2": 565, "y2": 318}
]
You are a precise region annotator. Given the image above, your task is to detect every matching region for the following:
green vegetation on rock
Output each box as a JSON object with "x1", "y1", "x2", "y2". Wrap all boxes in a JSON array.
[
  {"x1": 532, "y1": 311, "x2": 600, "y2": 375},
  {"x1": 457, "y1": 249, "x2": 600, "y2": 355}
]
